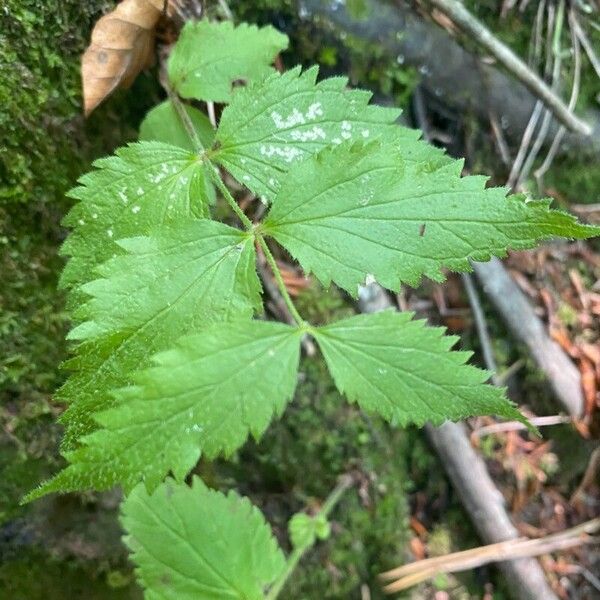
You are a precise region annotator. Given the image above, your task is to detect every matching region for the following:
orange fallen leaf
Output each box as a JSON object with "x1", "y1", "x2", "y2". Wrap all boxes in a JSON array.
[
  {"x1": 82, "y1": 0, "x2": 170, "y2": 115},
  {"x1": 580, "y1": 358, "x2": 598, "y2": 418}
]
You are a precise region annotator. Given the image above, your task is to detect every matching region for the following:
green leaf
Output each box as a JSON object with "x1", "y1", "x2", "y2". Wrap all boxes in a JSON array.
[
  {"x1": 313, "y1": 310, "x2": 526, "y2": 426},
  {"x1": 214, "y1": 66, "x2": 447, "y2": 200},
  {"x1": 59, "y1": 219, "x2": 261, "y2": 448},
  {"x1": 139, "y1": 100, "x2": 215, "y2": 151},
  {"x1": 288, "y1": 512, "x2": 330, "y2": 549},
  {"x1": 168, "y1": 20, "x2": 288, "y2": 103},
  {"x1": 121, "y1": 478, "x2": 286, "y2": 600},
  {"x1": 30, "y1": 320, "x2": 301, "y2": 497},
  {"x1": 264, "y1": 141, "x2": 598, "y2": 293},
  {"x1": 61, "y1": 142, "x2": 209, "y2": 289}
]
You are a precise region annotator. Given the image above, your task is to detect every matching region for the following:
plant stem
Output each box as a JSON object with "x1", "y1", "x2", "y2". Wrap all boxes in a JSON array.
[
  {"x1": 208, "y1": 166, "x2": 254, "y2": 230},
  {"x1": 265, "y1": 475, "x2": 353, "y2": 600},
  {"x1": 166, "y1": 86, "x2": 205, "y2": 153},
  {"x1": 257, "y1": 235, "x2": 305, "y2": 327}
]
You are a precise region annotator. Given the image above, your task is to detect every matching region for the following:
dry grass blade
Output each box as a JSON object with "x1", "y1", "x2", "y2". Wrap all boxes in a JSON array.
[
  {"x1": 379, "y1": 518, "x2": 600, "y2": 594},
  {"x1": 82, "y1": 0, "x2": 170, "y2": 115}
]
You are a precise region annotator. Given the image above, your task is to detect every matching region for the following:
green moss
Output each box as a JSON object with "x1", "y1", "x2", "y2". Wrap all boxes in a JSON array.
[
  {"x1": 0, "y1": 549, "x2": 140, "y2": 600},
  {"x1": 0, "y1": 0, "x2": 160, "y2": 208}
]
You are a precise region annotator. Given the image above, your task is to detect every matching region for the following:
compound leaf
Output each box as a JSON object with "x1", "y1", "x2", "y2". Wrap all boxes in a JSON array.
[
  {"x1": 59, "y1": 219, "x2": 261, "y2": 448},
  {"x1": 121, "y1": 478, "x2": 285, "y2": 600},
  {"x1": 264, "y1": 142, "x2": 598, "y2": 293},
  {"x1": 29, "y1": 321, "x2": 301, "y2": 497},
  {"x1": 314, "y1": 310, "x2": 524, "y2": 426},
  {"x1": 214, "y1": 67, "x2": 447, "y2": 200},
  {"x1": 168, "y1": 20, "x2": 288, "y2": 103},
  {"x1": 61, "y1": 142, "x2": 209, "y2": 289}
]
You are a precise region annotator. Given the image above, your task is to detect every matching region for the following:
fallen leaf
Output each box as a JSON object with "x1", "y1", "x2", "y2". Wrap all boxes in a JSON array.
[{"x1": 82, "y1": 0, "x2": 169, "y2": 115}]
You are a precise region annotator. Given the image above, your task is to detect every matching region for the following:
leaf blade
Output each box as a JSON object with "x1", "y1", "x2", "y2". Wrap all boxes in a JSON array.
[
  {"x1": 61, "y1": 141, "x2": 209, "y2": 289},
  {"x1": 59, "y1": 219, "x2": 261, "y2": 448},
  {"x1": 168, "y1": 20, "x2": 288, "y2": 103},
  {"x1": 214, "y1": 67, "x2": 446, "y2": 200},
  {"x1": 31, "y1": 320, "x2": 301, "y2": 497},
  {"x1": 264, "y1": 142, "x2": 598, "y2": 293},
  {"x1": 121, "y1": 478, "x2": 286, "y2": 600},
  {"x1": 314, "y1": 310, "x2": 524, "y2": 426}
]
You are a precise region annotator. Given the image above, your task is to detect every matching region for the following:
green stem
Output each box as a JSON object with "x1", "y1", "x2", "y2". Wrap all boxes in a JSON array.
[
  {"x1": 265, "y1": 476, "x2": 353, "y2": 600},
  {"x1": 167, "y1": 86, "x2": 205, "y2": 153},
  {"x1": 208, "y1": 166, "x2": 254, "y2": 230},
  {"x1": 257, "y1": 235, "x2": 305, "y2": 327}
]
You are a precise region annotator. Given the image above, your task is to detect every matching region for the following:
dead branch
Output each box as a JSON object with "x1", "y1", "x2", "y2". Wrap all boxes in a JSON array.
[
  {"x1": 427, "y1": 0, "x2": 592, "y2": 135},
  {"x1": 473, "y1": 258, "x2": 584, "y2": 418},
  {"x1": 379, "y1": 518, "x2": 600, "y2": 593}
]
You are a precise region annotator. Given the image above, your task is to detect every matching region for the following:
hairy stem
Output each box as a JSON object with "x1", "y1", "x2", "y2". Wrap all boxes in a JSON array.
[
  {"x1": 266, "y1": 475, "x2": 353, "y2": 600},
  {"x1": 208, "y1": 165, "x2": 254, "y2": 230},
  {"x1": 257, "y1": 235, "x2": 305, "y2": 327},
  {"x1": 166, "y1": 86, "x2": 205, "y2": 153}
]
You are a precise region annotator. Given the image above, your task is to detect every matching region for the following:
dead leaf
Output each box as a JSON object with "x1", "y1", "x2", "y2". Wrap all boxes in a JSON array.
[{"x1": 82, "y1": 0, "x2": 169, "y2": 115}]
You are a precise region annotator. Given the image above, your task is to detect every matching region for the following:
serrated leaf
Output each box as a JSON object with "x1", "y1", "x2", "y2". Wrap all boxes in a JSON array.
[
  {"x1": 213, "y1": 66, "x2": 447, "y2": 200},
  {"x1": 139, "y1": 100, "x2": 215, "y2": 151},
  {"x1": 59, "y1": 219, "x2": 261, "y2": 448},
  {"x1": 313, "y1": 310, "x2": 525, "y2": 426},
  {"x1": 264, "y1": 142, "x2": 598, "y2": 293},
  {"x1": 30, "y1": 321, "x2": 301, "y2": 497},
  {"x1": 121, "y1": 478, "x2": 286, "y2": 600},
  {"x1": 61, "y1": 142, "x2": 210, "y2": 289},
  {"x1": 168, "y1": 20, "x2": 288, "y2": 103}
]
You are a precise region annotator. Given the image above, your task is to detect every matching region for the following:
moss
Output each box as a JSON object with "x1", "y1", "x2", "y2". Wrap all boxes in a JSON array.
[{"x1": 0, "y1": 0, "x2": 160, "y2": 208}]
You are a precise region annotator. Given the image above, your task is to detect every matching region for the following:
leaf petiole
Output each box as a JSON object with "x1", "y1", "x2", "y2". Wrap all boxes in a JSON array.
[{"x1": 257, "y1": 235, "x2": 306, "y2": 328}]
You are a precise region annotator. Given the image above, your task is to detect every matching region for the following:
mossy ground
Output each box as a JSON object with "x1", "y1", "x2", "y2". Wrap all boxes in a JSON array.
[{"x1": 2, "y1": 0, "x2": 598, "y2": 597}]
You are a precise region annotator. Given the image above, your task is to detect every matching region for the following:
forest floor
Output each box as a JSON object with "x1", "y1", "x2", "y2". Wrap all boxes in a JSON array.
[{"x1": 1, "y1": 1, "x2": 599, "y2": 598}]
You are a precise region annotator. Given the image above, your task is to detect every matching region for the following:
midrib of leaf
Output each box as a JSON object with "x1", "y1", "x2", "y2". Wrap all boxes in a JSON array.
[{"x1": 141, "y1": 500, "x2": 243, "y2": 599}]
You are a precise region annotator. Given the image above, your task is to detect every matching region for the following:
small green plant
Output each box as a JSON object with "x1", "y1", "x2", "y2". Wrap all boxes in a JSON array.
[{"x1": 25, "y1": 18, "x2": 597, "y2": 599}]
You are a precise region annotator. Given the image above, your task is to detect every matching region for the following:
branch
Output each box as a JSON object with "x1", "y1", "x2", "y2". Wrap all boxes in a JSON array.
[
  {"x1": 379, "y1": 518, "x2": 600, "y2": 593},
  {"x1": 427, "y1": 0, "x2": 592, "y2": 135}
]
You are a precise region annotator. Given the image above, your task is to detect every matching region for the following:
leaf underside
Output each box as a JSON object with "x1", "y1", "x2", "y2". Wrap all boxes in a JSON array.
[{"x1": 121, "y1": 478, "x2": 286, "y2": 600}]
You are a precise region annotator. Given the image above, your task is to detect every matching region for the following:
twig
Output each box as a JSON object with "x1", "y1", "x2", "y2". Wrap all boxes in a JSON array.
[
  {"x1": 461, "y1": 273, "x2": 499, "y2": 383},
  {"x1": 534, "y1": 6, "x2": 583, "y2": 186},
  {"x1": 471, "y1": 415, "x2": 572, "y2": 440},
  {"x1": 571, "y1": 11, "x2": 600, "y2": 78},
  {"x1": 516, "y1": 0, "x2": 565, "y2": 189},
  {"x1": 379, "y1": 518, "x2": 600, "y2": 593},
  {"x1": 427, "y1": 0, "x2": 592, "y2": 135},
  {"x1": 473, "y1": 259, "x2": 584, "y2": 418}
]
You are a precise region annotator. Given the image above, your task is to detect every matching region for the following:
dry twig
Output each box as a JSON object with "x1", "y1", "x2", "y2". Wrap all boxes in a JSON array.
[{"x1": 427, "y1": 0, "x2": 592, "y2": 135}]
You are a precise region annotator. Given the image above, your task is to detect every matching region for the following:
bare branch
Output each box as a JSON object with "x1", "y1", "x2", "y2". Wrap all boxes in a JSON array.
[{"x1": 427, "y1": 0, "x2": 592, "y2": 135}]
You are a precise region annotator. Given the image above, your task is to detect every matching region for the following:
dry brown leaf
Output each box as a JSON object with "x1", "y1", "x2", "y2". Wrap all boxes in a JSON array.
[{"x1": 82, "y1": 0, "x2": 169, "y2": 115}]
